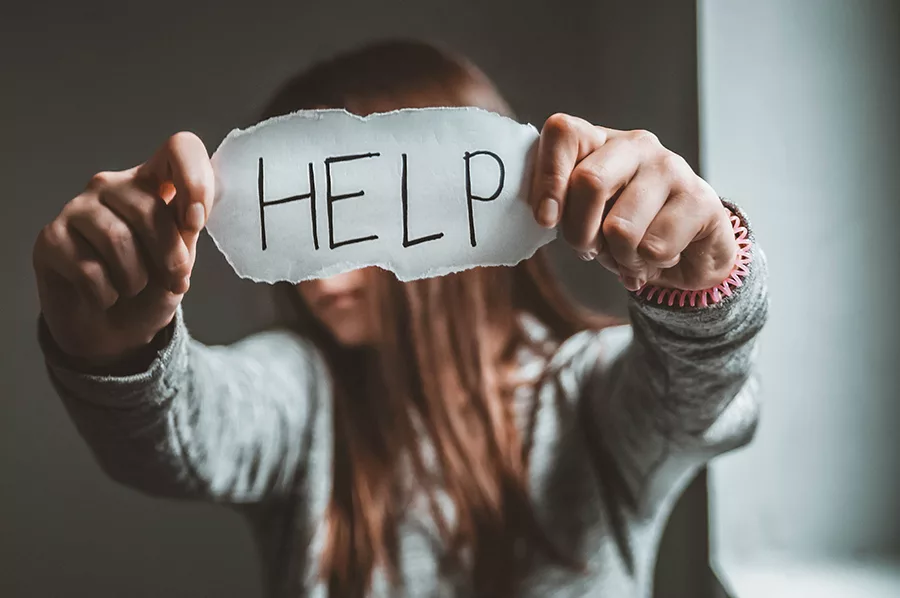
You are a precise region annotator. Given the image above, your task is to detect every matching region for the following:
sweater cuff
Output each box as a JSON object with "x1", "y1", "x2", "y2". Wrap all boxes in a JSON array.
[{"x1": 38, "y1": 305, "x2": 190, "y2": 408}]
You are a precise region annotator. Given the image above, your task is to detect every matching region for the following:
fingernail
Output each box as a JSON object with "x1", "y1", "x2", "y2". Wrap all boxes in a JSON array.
[
  {"x1": 186, "y1": 203, "x2": 206, "y2": 231},
  {"x1": 538, "y1": 198, "x2": 559, "y2": 228},
  {"x1": 621, "y1": 276, "x2": 645, "y2": 292},
  {"x1": 578, "y1": 248, "x2": 598, "y2": 261}
]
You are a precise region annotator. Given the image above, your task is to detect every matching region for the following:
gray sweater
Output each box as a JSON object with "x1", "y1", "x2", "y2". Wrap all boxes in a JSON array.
[{"x1": 40, "y1": 208, "x2": 768, "y2": 598}]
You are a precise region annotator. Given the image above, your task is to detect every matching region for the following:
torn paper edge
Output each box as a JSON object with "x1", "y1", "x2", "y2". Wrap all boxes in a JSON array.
[{"x1": 206, "y1": 107, "x2": 557, "y2": 284}]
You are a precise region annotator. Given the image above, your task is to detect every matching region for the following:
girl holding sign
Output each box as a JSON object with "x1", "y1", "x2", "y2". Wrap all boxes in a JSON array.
[{"x1": 34, "y1": 40, "x2": 767, "y2": 597}]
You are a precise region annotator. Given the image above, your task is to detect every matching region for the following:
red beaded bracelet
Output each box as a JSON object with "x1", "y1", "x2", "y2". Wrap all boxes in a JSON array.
[{"x1": 634, "y1": 209, "x2": 752, "y2": 308}]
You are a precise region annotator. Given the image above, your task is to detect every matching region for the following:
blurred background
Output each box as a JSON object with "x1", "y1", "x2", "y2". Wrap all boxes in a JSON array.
[{"x1": 2, "y1": 1, "x2": 898, "y2": 597}]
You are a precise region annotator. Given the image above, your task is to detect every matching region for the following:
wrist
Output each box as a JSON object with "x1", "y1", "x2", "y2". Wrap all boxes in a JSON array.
[
  {"x1": 73, "y1": 341, "x2": 166, "y2": 375},
  {"x1": 39, "y1": 318, "x2": 174, "y2": 376}
]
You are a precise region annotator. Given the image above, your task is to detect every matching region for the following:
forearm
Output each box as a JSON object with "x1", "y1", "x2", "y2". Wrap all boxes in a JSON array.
[
  {"x1": 39, "y1": 306, "x2": 322, "y2": 502},
  {"x1": 41, "y1": 306, "x2": 206, "y2": 497},
  {"x1": 627, "y1": 235, "x2": 767, "y2": 438},
  {"x1": 586, "y1": 204, "x2": 768, "y2": 507}
]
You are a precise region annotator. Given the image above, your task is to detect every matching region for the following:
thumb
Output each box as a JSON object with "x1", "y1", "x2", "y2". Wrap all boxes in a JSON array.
[{"x1": 138, "y1": 131, "x2": 215, "y2": 242}]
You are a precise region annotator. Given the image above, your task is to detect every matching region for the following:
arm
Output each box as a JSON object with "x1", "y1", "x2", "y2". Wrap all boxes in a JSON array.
[
  {"x1": 31, "y1": 133, "x2": 326, "y2": 502},
  {"x1": 587, "y1": 205, "x2": 768, "y2": 513},
  {"x1": 39, "y1": 307, "x2": 327, "y2": 502},
  {"x1": 526, "y1": 113, "x2": 770, "y2": 520}
]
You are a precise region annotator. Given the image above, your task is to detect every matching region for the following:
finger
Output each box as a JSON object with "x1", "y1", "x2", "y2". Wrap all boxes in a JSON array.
[
  {"x1": 601, "y1": 167, "x2": 671, "y2": 283},
  {"x1": 34, "y1": 219, "x2": 119, "y2": 309},
  {"x1": 651, "y1": 198, "x2": 736, "y2": 290},
  {"x1": 594, "y1": 247, "x2": 620, "y2": 275},
  {"x1": 100, "y1": 180, "x2": 192, "y2": 293},
  {"x1": 108, "y1": 278, "x2": 186, "y2": 335},
  {"x1": 67, "y1": 202, "x2": 149, "y2": 298},
  {"x1": 637, "y1": 191, "x2": 704, "y2": 270},
  {"x1": 561, "y1": 137, "x2": 642, "y2": 255},
  {"x1": 531, "y1": 114, "x2": 609, "y2": 228},
  {"x1": 137, "y1": 131, "x2": 214, "y2": 242}
]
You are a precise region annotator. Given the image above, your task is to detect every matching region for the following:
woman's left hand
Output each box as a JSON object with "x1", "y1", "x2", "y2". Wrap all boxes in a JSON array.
[{"x1": 529, "y1": 113, "x2": 738, "y2": 292}]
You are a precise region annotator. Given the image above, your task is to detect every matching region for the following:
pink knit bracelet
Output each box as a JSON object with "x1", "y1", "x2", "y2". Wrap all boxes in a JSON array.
[{"x1": 634, "y1": 209, "x2": 752, "y2": 308}]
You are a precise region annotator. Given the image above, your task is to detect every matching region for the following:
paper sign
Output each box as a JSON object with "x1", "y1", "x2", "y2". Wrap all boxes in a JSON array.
[{"x1": 207, "y1": 107, "x2": 556, "y2": 283}]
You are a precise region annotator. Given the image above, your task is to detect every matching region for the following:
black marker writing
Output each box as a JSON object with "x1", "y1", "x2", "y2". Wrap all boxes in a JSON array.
[
  {"x1": 258, "y1": 157, "x2": 318, "y2": 251},
  {"x1": 463, "y1": 150, "x2": 505, "y2": 247},
  {"x1": 401, "y1": 153, "x2": 444, "y2": 248},
  {"x1": 325, "y1": 152, "x2": 381, "y2": 249}
]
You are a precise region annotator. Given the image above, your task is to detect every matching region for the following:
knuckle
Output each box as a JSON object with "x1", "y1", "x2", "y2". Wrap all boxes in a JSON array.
[
  {"x1": 65, "y1": 193, "x2": 92, "y2": 214},
  {"x1": 87, "y1": 171, "x2": 115, "y2": 191},
  {"x1": 125, "y1": 268, "x2": 149, "y2": 297},
  {"x1": 638, "y1": 234, "x2": 676, "y2": 263},
  {"x1": 673, "y1": 188, "x2": 705, "y2": 212},
  {"x1": 96, "y1": 184, "x2": 127, "y2": 211},
  {"x1": 167, "y1": 244, "x2": 192, "y2": 275},
  {"x1": 124, "y1": 192, "x2": 158, "y2": 230},
  {"x1": 630, "y1": 128, "x2": 659, "y2": 147},
  {"x1": 603, "y1": 215, "x2": 641, "y2": 248},
  {"x1": 570, "y1": 163, "x2": 612, "y2": 194},
  {"x1": 102, "y1": 219, "x2": 132, "y2": 251},
  {"x1": 40, "y1": 220, "x2": 67, "y2": 251},
  {"x1": 657, "y1": 151, "x2": 691, "y2": 179},
  {"x1": 540, "y1": 169, "x2": 570, "y2": 196},
  {"x1": 543, "y1": 112, "x2": 578, "y2": 138},
  {"x1": 691, "y1": 181, "x2": 720, "y2": 208},
  {"x1": 75, "y1": 260, "x2": 104, "y2": 290}
]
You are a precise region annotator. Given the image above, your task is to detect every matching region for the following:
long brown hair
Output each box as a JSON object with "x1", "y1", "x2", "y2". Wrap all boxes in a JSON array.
[{"x1": 262, "y1": 40, "x2": 621, "y2": 596}]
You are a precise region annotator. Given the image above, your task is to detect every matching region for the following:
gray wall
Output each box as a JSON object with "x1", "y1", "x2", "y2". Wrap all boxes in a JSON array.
[
  {"x1": 700, "y1": 0, "x2": 900, "y2": 566},
  {"x1": 2, "y1": 2, "x2": 704, "y2": 596}
]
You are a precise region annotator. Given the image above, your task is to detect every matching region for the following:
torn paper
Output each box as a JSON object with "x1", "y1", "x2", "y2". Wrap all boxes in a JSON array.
[{"x1": 207, "y1": 107, "x2": 556, "y2": 283}]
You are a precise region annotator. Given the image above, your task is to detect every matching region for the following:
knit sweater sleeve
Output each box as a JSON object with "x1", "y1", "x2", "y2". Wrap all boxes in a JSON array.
[
  {"x1": 39, "y1": 307, "x2": 327, "y2": 503},
  {"x1": 572, "y1": 201, "x2": 769, "y2": 516}
]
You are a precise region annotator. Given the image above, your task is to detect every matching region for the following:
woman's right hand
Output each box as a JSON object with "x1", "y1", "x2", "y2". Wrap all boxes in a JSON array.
[{"x1": 33, "y1": 132, "x2": 215, "y2": 367}]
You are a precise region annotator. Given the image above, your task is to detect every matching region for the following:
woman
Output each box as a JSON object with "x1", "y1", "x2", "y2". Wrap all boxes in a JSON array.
[{"x1": 33, "y1": 40, "x2": 767, "y2": 597}]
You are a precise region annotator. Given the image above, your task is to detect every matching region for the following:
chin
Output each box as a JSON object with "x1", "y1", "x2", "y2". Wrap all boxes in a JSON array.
[
  {"x1": 329, "y1": 325, "x2": 372, "y2": 348},
  {"x1": 334, "y1": 334, "x2": 368, "y2": 348}
]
